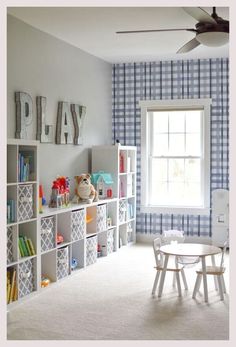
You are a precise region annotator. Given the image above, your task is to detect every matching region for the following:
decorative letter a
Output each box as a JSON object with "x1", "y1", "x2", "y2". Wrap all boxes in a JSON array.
[{"x1": 56, "y1": 102, "x2": 73, "y2": 144}]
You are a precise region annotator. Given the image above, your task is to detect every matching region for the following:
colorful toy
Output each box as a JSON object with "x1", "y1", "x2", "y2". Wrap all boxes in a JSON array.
[
  {"x1": 56, "y1": 234, "x2": 64, "y2": 244},
  {"x1": 39, "y1": 185, "x2": 43, "y2": 214},
  {"x1": 71, "y1": 258, "x2": 78, "y2": 270},
  {"x1": 91, "y1": 171, "x2": 114, "y2": 199},
  {"x1": 41, "y1": 276, "x2": 51, "y2": 288},
  {"x1": 86, "y1": 214, "x2": 93, "y2": 224},
  {"x1": 73, "y1": 174, "x2": 98, "y2": 204},
  {"x1": 49, "y1": 175, "x2": 70, "y2": 208}
]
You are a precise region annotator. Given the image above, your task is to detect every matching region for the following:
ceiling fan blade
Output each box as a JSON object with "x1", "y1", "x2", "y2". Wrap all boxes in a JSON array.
[
  {"x1": 183, "y1": 7, "x2": 217, "y2": 24},
  {"x1": 177, "y1": 37, "x2": 201, "y2": 54},
  {"x1": 116, "y1": 28, "x2": 196, "y2": 34}
]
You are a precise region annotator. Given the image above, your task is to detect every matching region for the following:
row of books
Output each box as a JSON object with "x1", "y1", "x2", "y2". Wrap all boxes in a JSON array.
[
  {"x1": 18, "y1": 152, "x2": 33, "y2": 182},
  {"x1": 7, "y1": 199, "x2": 16, "y2": 224},
  {"x1": 7, "y1": 268, "x2": 17, "y2": 304},
  {"x1": 18, "y1": 235, "x2": 36, "y2": 257}
]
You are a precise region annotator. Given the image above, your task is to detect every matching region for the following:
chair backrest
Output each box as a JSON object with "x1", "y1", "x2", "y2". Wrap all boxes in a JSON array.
[
  {"x1": 162, "y1": 229, "x2": 184, "y2": 238},
  {"x1": 153, "y1": 237, "x2": 163, "y2": 267},
  {"x1": 220, "y1": 240, "x2": 228, "y2": 267},
  {"x1": 161, "y1": 230, "x2": 185, "y2": 245}
]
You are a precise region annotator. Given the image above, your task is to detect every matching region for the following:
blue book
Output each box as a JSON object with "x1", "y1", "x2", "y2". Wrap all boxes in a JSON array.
[{"x1": 20, "y1": 154, "x2": 24, "y2": 181}]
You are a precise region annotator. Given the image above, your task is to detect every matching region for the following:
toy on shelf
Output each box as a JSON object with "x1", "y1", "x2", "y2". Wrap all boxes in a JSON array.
[
  {"x1": 73, "y1": 174, "x2": 98, "y2": 204},
  {"x1": 71, "y1": 258, "x2": 78, "y2": 271},
  {"x1": 86, "y1": 214, "x2": 93, "y2": 224},
  {"x1": 56, "y1": 233, "x2": 64, "y2": 244},
  {"x1": 41, "y1": 276, "x2": 51, "y2": 288},
  {"x1": 39, "y1": 184, "x2": 46, "y2": 213},
  {"x1": 91, "y1": 171, "x2": 114, "y2": 199},
  {"x1": 49, "y1": 176, "x2": 70, "y2": 208}
]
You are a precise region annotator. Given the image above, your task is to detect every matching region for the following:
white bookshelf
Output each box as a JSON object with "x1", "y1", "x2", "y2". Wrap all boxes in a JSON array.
[
  {"x1": 7, "y1": 139, "x2": 39, "y2": 306},
  {"x1": 6, "y1": 140, "x2": 131, "y2": 308},
  {"x1": 92, "y1": 145, "x2": 137, "y2": 247}
]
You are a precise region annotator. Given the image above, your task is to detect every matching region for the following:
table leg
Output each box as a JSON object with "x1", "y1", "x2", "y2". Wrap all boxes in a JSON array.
[
  {"x1": 158, "y1": 254, "x2": 169, "y2": 297},
  {"x1": 201, "y1": 256, "x2": 208, "y2": 303},
  {"x1": 211, "y1": 255, "x2": 218, "y2": 291}
]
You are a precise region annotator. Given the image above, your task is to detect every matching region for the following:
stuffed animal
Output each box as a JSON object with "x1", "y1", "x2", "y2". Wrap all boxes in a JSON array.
[{"x1": 74, "y1": 174, "x2": 98, "y2": 204}]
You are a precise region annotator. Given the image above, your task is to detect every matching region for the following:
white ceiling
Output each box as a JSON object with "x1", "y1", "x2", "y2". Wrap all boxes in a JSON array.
[{"x1": 7, "y1": 7, "x2": 229, "y2": 63}]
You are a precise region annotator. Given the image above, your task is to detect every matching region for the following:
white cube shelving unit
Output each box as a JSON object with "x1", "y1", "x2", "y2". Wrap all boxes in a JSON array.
[{"x1": 92, "y1": 145, "x2": 137, "y2": 247}]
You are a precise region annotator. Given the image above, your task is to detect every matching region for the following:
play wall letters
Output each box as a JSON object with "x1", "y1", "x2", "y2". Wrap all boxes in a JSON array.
[{"x1": 15, "y1": 91, "x2": 86, "y2": 145}]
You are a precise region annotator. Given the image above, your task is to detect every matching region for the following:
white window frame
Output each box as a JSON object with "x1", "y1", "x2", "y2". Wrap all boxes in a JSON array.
[{"x1": 140, "y1": 98, "x2": 211, "y2": 215}]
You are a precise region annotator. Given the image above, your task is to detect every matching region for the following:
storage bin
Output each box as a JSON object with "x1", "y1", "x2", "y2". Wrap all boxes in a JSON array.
[
  {"x1": 41, "y1": 216, "x2": 56, "y2": 252},
  {"x1": 71, "y1": 209, "x2": 85, "y2": 241},
  {"x1": 7, "y1": 226, "x2": 14, "y2": 264},
  {"x1": 18, "y1": 184, "x2": 34, "y2": 222},
  {"x1": 97, "y1": 204, "x2": 107, "y2": 232},
  {"x1": 18, "y1": 259, "x2": 35, "y2": 298},
  {"x1": 86, "y1": 236, "x2": 97, "y2": 266},
  {"x1": 107, "y1": 229, "x2": 114, "y2": 254},
  {"x1": 57, "y1": 247, "x2": 69, "y2": 280},
  {"x1": 119, "y1": 200, "x2": 127, "y2": 223}
]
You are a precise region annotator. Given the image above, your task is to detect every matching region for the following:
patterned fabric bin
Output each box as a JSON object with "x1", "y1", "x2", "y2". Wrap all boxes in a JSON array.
[
  {"x1": 97, "y1": 204, "x2": 107, "y2": 232},
  {"x1": 57, "y1": 247, "x2": 69, "y2": 280},
  {"x1": 119, "y1": 200, "x2": 127, "y2": 223},
  {"x1": 18, "y1": 259, "x2": 35, "y2": 298},
  {"x1": 18, "y1": 184, "x2": 34, "y2": 222},
  {"x1": 86, "y1": 236, "x2": 97, "y2": 266},
  {"x1": 107, "y1": 229, "x2": 114, "y2": 254},
  {"x1": 71, "y1": 209, "x2": 85, "y2": 241},
  {"x1": 7, "y1": 227, "x2": 14, "y2": 264},
  {"x1": 41, "y1": 216, "x2": 56, "y2": 252}
]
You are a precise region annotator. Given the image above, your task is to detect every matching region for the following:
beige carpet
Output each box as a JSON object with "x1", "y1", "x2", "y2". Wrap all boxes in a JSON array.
[{"x1": 7, "y1": 243, "x2": 229, "y2": 340}]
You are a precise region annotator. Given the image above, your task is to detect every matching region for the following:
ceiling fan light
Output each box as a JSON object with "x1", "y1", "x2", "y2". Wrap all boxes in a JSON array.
[{"x1": 196, "y1": 32, "x2": 229, "y2": 47}]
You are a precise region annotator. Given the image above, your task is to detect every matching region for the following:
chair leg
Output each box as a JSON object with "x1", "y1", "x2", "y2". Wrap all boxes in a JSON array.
[
  {"x1": 217, "y1": 275, "x2": 224, "y2": 301},
  {"x1": 180, "y1": 269, "x2": 188, "y2": 290},
  {"x1": 176, "y1": 271, "x2": 182, "y2": 297},
  {"x1": 192, "y1": 274, "x2": 202, "y2": 299},
  {"x1": 152, "y1": 271, "x2": 160, "y2": 296},
  {"x1": 211, "y1": 255, "x2": 218, "y2": 291},
  {"x1": 221, "y1": 275, "x2": 226, "y2": 294}
]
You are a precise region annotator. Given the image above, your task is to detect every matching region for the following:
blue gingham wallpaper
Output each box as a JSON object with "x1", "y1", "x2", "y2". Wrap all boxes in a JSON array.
[{"x1": 112, "y1": 58, "x2": 229, "y2": 237}]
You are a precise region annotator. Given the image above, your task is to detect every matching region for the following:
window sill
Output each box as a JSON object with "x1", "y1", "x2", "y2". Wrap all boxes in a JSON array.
[{"x1": 140, "y1": 205, "x2": 210, "y2": 216}]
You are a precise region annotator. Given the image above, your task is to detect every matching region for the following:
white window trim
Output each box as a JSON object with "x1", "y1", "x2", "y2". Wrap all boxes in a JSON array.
[{"x1": 140, "y1": 98, "x2": 211, "y2": 216}]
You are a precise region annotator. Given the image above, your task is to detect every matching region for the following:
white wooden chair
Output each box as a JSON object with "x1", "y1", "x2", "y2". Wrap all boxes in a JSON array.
[
  {"x1": 162, "y1": 230, "x2": 200, "y2": 268},
  {"x1": 192, "y1": 240, "x2": 228, "y2": 300},
  {"x1": 152, "y1": 237, "x2": 187, "y2": 297}
]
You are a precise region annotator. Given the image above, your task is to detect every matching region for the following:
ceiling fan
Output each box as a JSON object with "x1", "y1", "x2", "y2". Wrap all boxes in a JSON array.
[{"x1": 116, "y1": 7, "x2": 229, "y2": 53}]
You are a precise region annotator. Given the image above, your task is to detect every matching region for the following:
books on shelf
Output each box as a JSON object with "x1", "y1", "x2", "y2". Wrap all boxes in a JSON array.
[
  {"x1": 7, "y1": 199, "x2": 16, "y2": 224},
  {"x1": 18, "y1": 151, "x2": 34, "y2": 182},
  {"x1": 7, "y1": 268, "x2": 17, "y2": 304},
  {"x1": 127, "y1": 203, "x2": 134, "y2": 220},
  {"x1": 18, "y1": 235, "x2": 36, "y2": 258}
]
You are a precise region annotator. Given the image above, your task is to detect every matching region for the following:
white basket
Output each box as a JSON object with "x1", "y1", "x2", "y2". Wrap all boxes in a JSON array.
[
  {"x1": 41, "y1": 216, "x2": 56, "y2": 252},
  {"x1": 71, "y1": 209, "x2": 85, "y2": 241},
  {"x1": 97, "y1": 204, "x2": 107, "y2": 232},
  {"x1": 57, "y1": 247, "x2": 69, "y2": 280},
  {"x1": 86, "y1": 236, "x2": 97, "y2": 266},
  {"x1": 18, "y1": 259, "x2": 35, "y2": 298},
  {"x1": 18, "y1": 184, "x2": 34, "y2": 222}
]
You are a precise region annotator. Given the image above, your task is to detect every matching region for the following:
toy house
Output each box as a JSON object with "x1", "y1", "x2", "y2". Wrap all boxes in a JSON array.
[{"x1": 91, "y1": 171, "x2": 113, "y2": 199}]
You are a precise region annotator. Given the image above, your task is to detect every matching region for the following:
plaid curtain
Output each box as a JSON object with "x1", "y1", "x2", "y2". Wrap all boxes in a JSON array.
[{"x1": 112, "y1": 58, "x2": 229, "y2": 237}]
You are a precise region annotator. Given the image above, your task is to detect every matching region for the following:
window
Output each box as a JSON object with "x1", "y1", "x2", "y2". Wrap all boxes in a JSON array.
[{"x1": 140, "y1": 99, "x2": 211, "y2": 215}]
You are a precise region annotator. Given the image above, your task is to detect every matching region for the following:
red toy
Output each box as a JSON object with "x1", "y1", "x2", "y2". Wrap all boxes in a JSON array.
[{"x1": 49, "y1": 176, "x2": 70, "y2": 208}]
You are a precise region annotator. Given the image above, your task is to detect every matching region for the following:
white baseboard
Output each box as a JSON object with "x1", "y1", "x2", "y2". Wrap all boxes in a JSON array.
[{"x1": 136, "y1": 232, "x2": 212, "y2": 245}]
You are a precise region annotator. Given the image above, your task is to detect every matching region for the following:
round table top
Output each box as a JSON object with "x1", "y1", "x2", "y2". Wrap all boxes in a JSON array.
[{"x1": 159, "y1": 243, "x2": 222, "y2": 257}]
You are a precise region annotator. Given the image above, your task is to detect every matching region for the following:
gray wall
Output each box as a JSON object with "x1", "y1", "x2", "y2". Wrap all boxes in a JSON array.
[{"x1": 7, "y1": 15, "x2": 112, "y2": 202}]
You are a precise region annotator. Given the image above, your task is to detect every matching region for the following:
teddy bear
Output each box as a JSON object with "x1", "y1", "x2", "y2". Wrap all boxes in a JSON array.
[{"x1": 73, "y1": 173, "x2": 98, "y2": 204}]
